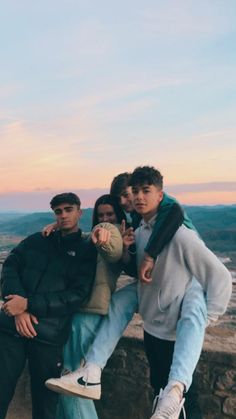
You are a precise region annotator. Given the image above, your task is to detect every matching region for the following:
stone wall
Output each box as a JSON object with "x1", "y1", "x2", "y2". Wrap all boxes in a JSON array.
[{"x1": 96, "y1": 327, "x2": 236, "y2": 419}]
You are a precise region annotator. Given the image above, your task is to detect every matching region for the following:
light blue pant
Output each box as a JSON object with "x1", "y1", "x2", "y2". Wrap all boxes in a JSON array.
[
  {"x1": 56, "y1": 279, "x2": 206, "y2": 418},
  {"x1": 169, "y1": 278, "x2": 207, "y2": 390},
  {"x1": 87, "y1": 279, "x2": 207, "y2": 391},
  {"x1": 87, "y1": 281, "x2": 139, "y2": 368},
  {"x1": 56, "y1": 313, "x2": 103, "y2": 419}
]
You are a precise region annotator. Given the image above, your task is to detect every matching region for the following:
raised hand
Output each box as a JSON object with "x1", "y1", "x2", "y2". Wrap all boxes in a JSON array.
[
  {"x1": 91, "y1": 227, "x2": 111, "y2": 246},
  {"x1": 42, "y1": 222, "x2": 57, "y2": 237},
  {"x1": 119, "y1": 219, "x2": 127, "y2": 236},
  {"x1": 122, "y1": 226, "x2": 135, "y2": 249}
]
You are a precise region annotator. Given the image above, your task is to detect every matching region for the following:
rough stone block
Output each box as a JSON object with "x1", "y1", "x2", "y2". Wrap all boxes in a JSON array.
[{"x1": 223, "y1": 396, "x2": 236, "y2": 417}]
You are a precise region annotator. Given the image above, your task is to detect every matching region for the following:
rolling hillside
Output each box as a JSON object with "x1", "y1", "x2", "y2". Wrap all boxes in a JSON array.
[
  {"x1": 0, "y1": 209, "x2": 93, "y2": 238},
  {"x1": 0, "y1": 205, "x2": 235, "y2": 253},
  {"x1": 184, "y1": 205, "x2": 236, "y2": 251}
]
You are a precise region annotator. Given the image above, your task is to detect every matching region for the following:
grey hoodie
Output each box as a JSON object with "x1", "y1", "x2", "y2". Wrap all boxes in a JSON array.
[{"x1": 136, "y1": 219, "x2": 232, "y2": 341}]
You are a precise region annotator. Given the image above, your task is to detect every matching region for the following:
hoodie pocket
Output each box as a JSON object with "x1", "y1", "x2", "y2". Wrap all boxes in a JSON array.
[{"x1": 157, "y1": 288, "x2": 171, "y2": 313}]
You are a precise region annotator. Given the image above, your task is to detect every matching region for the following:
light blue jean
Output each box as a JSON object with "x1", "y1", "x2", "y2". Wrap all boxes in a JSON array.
[
  {"x1": 56, "y1": 283, "x2": 138, "y2": 419},
  {"x1": 87, "y1": 281, "x2": 139, "y2": 368},
  {"x1": 56, "y1": 312, "x2": 103, "y2": 419},
  {"x1": 87, "y1": 279, "x2": 207, "y2": 391},
  {"x1": 56, "y1": 279, "x2": 207, "y2": 418},
  {"x1": 169, "y1": 278, "x2": 207, "y2": 390}
]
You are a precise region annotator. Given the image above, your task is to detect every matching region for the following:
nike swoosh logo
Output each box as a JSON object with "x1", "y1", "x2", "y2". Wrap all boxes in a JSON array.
[{"x1": 77, "y1": 377, "x2": 101, "y2": 387}]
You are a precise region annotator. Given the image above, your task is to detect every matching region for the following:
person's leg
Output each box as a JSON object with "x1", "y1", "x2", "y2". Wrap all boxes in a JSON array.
[
  {"x1": 56, "y1": 313, "x2": 102, "y2": 419},
  {"x1": 168, "y1": 279, "x2": 207, "y2": 391},
  {"x1": 144, "y1": 331, "x2": 175, "y2": 396},
  {"x1": 28, "y1": 339, "x2": 63, "y2": 419},
  {"x1": 63, "y1": 312, "x2": 103, "y2": 371},
  {"x1": 150, "y1": 279, "x2": 206, "y2": 419},
  {"x1": 0, "y1": 332, "x2": 26, "y2": 419},
  {"x1": 46, "y1": 282, "x2": 138, "y2": 401},
  {"x1": 86, "y1": 281, "x2": 138, "y2": 368},
  {"x1": 143, "y1": 332, "x2": 185, "y2": 419},
  {"x1": 165, "y1": 279, "x2": 206, "y2": 419}
]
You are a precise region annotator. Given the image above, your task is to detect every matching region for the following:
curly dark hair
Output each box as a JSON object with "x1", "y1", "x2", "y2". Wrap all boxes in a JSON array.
[{"x1": 129, "y1": 166, "x2": 163, "y2": 189}]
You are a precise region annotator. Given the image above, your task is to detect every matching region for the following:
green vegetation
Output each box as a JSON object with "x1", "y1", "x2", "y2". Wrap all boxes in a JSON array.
[
  {"x1": 0, "y1": 205, "x2": 235, "y2": 254},
  {"x1": 0, "y1": 209, "x2": 93, "y2": 251},
  {"x1": 185, "y1": 205, "x2": 236, "y2": 252}
]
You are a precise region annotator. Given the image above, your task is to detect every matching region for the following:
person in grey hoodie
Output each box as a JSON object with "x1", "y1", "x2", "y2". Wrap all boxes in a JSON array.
[{"x1": 123, "y1": 166, "x2": 232, "y2": 419}]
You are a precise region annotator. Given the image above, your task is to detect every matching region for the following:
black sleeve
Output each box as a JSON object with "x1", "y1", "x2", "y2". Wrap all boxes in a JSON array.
[
  {"x1": 1, "y1": 240, "x2": 27, "y2": 298},
  {"x1": 145, "y1": 203, "x2": 184, "y2": 259},
  {"x1": 123, "y1": 250, "x2": 138, "y2": 278},
  {"x1": 28, "y1": 242, "x2": 97, "y2": 318}
]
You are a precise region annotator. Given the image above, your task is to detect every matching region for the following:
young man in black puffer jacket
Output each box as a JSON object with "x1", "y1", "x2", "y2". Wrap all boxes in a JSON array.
[{"x1": 0, "y1": 193, "x2": 97, "y2": 419}]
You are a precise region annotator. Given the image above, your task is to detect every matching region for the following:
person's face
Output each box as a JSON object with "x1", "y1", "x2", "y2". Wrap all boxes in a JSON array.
[
  {"x1": 119, "y1": 187, "x2": 133, "y2": 213},
  {"x1": 132, "y1": 184, "x2": 163, "y2": 221},
  {"x1": 53, "y1": 203, "x2": 82, "y2": 235},
  {"x1": 97, "y1": 204, "x2": 118, "y2": 224}
]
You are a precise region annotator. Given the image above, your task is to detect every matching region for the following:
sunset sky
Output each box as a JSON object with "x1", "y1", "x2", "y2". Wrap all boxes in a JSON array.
[{"x1": 0, "y1": 0, "x2": 236, "y2": 210}]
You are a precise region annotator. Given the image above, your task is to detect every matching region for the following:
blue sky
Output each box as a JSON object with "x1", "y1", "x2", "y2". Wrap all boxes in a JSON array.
[{"x1": 0, "y1": 0, "x2": 236, "y2": 209}]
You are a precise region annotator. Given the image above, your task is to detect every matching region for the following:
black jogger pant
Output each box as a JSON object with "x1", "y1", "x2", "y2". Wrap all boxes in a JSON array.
[
  {"x1": 0, "y1": 331, "x2": 63, "y2": 419},
  {"x1": 144, "y1": 331, "x2": 202, "y2": 419}
]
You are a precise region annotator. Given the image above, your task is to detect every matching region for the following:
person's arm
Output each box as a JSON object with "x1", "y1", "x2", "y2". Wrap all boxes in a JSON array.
[
  {"x1": 42, "y1": 222, "x2": 57, "y2": 237},
  {"x1": 180, "y1": 229, "x2": 232, "y2": 322},
  {"x1": 139, "y1": 194, "x2": 185, "y2": 282},
  {"x1": 1, "y1": 240, "x2": 28, "y2": 298},
  {"x1": 145, "y1": 194, "x2": 185, "y2": 259},
  {"x1": 27, "y1": 241, "x2": 97, "y2": 318},
  {"x1": 121, "y1": 226, "x2": 137, "y2": 277},
  {"x1": 91, "y1": 222, "x2": 123, "y2": 263}
]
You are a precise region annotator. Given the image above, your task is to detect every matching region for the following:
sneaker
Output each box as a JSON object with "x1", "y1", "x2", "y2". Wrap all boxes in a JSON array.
[
  {"x1": 150, "y1": 385, "x2": 186, "y2": 419},
  {"x1": 45, "y1": 363, "x2": 102, "y2": 400}
]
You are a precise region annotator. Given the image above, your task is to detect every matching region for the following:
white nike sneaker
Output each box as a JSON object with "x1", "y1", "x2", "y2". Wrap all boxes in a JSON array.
[
  {"x1": 45, "y1": 362, "x2": 102, "y2": 400},
  {"x1": 150, "y1": 383, "x2": 186, "y2": 419}
]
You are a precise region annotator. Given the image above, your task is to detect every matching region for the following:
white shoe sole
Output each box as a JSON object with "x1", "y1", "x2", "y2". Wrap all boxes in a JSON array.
[{"x1": 45, "y1": 379, "x2": 101, "y2": 400}]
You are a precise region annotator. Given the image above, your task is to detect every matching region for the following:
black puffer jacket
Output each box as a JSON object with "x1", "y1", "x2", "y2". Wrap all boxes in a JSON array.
[{"x1": 0, "y1": 230, "x2": 97, "y2": 345}]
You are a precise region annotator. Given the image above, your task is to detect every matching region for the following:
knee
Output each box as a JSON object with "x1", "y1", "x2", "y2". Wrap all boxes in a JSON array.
[{"x1": 181, "y1": 295, "x2": 207, "y2": 326}]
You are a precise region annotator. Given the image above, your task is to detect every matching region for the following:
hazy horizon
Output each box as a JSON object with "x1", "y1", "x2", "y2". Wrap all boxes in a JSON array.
[{"x1": 0, "y1": 181, "x2": 235, "y2": 211}]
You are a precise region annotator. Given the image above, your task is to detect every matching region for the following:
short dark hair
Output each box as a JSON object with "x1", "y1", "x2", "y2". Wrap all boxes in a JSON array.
[
  {"x1": 129, "y1": 166, "x2": 163, "y2": 189},
  {"x1": 50, "y1": 192, "x2": 81, "y2": 209},
  {"x1": 92, "y1": 194, "x2": 127, "y2": 228},
  {"x1": 110, "y1": 172, "x2": 131, "y2": 197}
]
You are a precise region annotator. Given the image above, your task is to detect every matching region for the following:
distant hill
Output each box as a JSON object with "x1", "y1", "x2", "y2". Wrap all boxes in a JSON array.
[
  {"x1": 0, "y1": 209, "x2": 93, "y2": 237},
  {"x1": 184, "y1": 205, "x2": 236, "y2": 251},
  {"x1": 0, "y1": 205, "x2": 235, "y2": 253},
  {"x1": 184, "y1": 205, "x2": 236, "y2": 231}
]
